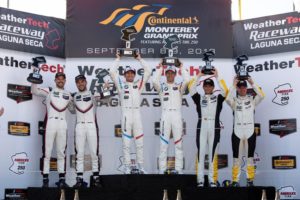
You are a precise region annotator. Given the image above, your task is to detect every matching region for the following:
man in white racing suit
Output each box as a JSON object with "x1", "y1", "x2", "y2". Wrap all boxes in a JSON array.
[
  {"x1": 31, "y1": 72, "x2": 72, "y2": 188},
  {"x1": 153, "y1": 61, "x2": 189, "y2": 174},
  {"x1": 109, "y1": 53, "x2": 151, "y2": 174},
  {"x1": 71, "y1": 74, "x2": 103, "y2": 188},
  {"x1": 226, "y1": 77, "x2": 265, "y2": 187},
  {"x1": 188, "y1": 69, "x2": 228, "y2": 187}
]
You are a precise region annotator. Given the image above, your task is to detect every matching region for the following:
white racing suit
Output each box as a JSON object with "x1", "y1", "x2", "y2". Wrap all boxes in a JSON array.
[
  {"x1": 226, "y1": 83, "x2": 265, "y2": 183},
  {"x1": 109, "y1": 58, "x2": 151, "y2": 170},
  {"x1": 72, "y1": 90, "x2": 101, "y2": 176},
  {"x1": 189, "y1": 77, "x2": 228, "y2": 184},
  {"x1": 31, "y1": 84, "x2": 72, "y2": 175},
  {"x1": 153, "y1": 67, "x2": 189, "y2": 173}
]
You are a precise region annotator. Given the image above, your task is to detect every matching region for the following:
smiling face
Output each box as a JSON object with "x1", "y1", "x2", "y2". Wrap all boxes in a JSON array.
[
  {"x1": 166, "y1": 70, "x2": 176, "y2": 83},
  {"x1": 55, "y1": 75, "x2": 66, "y2": 89},
  {"x1": 203, "y1": 84, "x2": 214, "y2": 95},
  {"x1": 76, "y1": 79, "x2": 87, "y2": 92},
  {"x1": 124, "y1": 71, "x2": 135, "y2": 82},
  {"x1": 237, "y1": 86, "x2": 247, "y2": 96}
]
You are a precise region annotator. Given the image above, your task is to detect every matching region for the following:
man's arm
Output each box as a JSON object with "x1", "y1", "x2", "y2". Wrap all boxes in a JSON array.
[
  {"x1": 248, "y1": 77, "x2": 265, "y2": 106},
  {"x1": 31, "y1": 83, "x2": 49, "y2": 98},
  {"x1": 109, "y1": 54, "x2": 122, "y2": 94},
  {"x1": 152, "y1": 63, "x2": 163, "y2": 93},
  {"x1": 180, "y1": 63, "x2": 190, "y2": 95},
  {"x1": 225, "y1": 77, "x2": 238, "y2": 109},
  {"x1": 188, "y1": 69, "x2": 204, "y2": 97},
  {"x1": 136, "y1": 54, "x2": 151, "y2": 92},
  {"x1": 213, "y1": 69, "x2": 229, "y2": 98},
  {"x1": 187, "y1": 76, "x2": 201, "y2": 114},
  {"x1": 68, "y1": 95, "x2": 76, "y2": 114}
]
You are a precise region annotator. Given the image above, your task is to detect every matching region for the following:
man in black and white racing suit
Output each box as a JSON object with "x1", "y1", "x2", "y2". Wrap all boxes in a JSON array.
[{"x1": 188, "y1": 68, "x2": 228, "y2": 187}]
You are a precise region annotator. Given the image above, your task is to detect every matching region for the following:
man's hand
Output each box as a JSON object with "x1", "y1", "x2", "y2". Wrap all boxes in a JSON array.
[
  {"x1": 197, "y1": 70, "x2": 204, "y2": 78},
  {"x1": 247, "y1": 77, "x2": 254, "y2": 85},
  {"x1": 135, "y1": 53, "x2": 142, "y2": 61},
  {"x1": 158, "y1": 59, "x2": 164, "y2": 69},
  {"x1": 212, "y1": 68, "x2": 218, "y2": 78},
  {"x1": 178, "y1": 59, "x2": 183, "y2": 69},
  {"x1": 0, "y1": 107, "x2": 4, "y2": 117},
  {"x1": 233, "y1": 76, "x2": 239, "y2": 87},
  {"x1": 103, "y1": 81, "x2": 110, "y2": 90}
]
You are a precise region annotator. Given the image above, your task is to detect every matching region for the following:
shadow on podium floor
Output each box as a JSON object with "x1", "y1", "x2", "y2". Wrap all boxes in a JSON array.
[{"x1": 27, "y1": 175, "x2": 276, "y2": 200}]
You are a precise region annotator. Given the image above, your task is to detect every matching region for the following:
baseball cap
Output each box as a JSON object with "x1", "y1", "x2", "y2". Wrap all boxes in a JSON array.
[
  {"x1": 55, "y1": 72, "x2": 66, "y2": 79},
  {"x1": 124, "y1": 66, "x2": 136, "y2": 74},
  {"x1": 75, "y1": 74, "x2": 86, "y2": 82},
  {"x1": 203, "y1": 78, "x2": 215, "y2": 86},
  {"x1": 165, "y1": 66, "x2": 176, "y2": 73},
  {"x1": 237, "y1": 80, "x2": 247, "y2": 88}
]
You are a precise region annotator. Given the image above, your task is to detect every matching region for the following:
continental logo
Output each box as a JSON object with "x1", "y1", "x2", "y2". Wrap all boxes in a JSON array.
[
  {"x1": 148, "y1": 16, "x2": 199, "y2": 26},
  {"x1": 99, "y1": 4, "x2": 171, "y2": 32}
]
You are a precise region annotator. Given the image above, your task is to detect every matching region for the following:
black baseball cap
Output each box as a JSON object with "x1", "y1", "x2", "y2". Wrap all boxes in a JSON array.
[
  {"x1": 237, "y1": 80, "x2": 247, "y2": 88},
  {"x1": 203, "y1": 78, "x2": 214, "y2": 86},
  {"x1": 55, "y1": 72, "x2": 66, "y2": 79},
  {"x1": 75, "y1": 74, "x2": 86, "y2": 82}
]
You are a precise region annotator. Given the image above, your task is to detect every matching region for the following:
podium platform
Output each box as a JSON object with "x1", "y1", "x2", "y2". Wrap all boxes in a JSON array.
[{"x1": 27, "y1": 175, "x2": 276, "y2": 200}]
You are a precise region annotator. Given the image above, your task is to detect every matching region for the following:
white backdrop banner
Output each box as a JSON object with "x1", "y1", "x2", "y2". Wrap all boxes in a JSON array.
[{"x1": 1, "y1": 48, "x2": 300, "y2": 199}]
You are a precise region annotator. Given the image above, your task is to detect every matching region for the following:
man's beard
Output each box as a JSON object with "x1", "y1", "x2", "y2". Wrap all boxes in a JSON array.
[
  {"x1": 79, "y1": 87, "x2": 87, "y2": 92},
  {"x1": 56, "y1": 83, "x2": 64, "y2": 89}
]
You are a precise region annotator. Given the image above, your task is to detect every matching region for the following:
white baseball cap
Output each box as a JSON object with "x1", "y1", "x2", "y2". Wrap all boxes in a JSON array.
[{"x1": 165, "y1": 66, "x2": 176, "y2": 73}]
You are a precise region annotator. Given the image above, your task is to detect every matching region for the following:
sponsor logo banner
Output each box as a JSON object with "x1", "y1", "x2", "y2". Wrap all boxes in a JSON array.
[
  {"x1": 5, "y1": 188, "x2": 27, "y2": 199},
  {"x1": 0, "y1": 55, "x2": 65, "y2": 74},
  {"x1": 278, "y1": 186, "x2": 297, "y2": 199},
  {"x1": 9, "y1": 152, "x2": 29, "y2": 175},
  {"x1": 233, "y1": 12, "x2": 300, "y2": 56},
  {"x1": 7, "y1": 83, "x2": 32, "y2": 103},
  {"x1": 204, "y1": 154, "x2": 228, "y2": 169},
  {"x1": 66, "y1": 0, "x2": 232, "y2": 58},
  {"x1": 0, "y1": 7, "x2": 65, "y2": 57},
  {"x1": 8, "y1": 121, "x2": 30, "y2": 136},
  {"x1": 70, "y1": 154, "x2": 102, "y2": 171},
  {"x1": 254, "y1": 123, "x2": 261, "y2": 136},
  {"x1": 272, "y1": 83, "x2": 293, "y2": 106},
  {"x1": 272, "y1": 155, "x2": 296, "y2": 169},
  {"x1": 114, "y1": 124, "x2": 122, "y2": 137},
  {"x1": 156, "y1": 157, "x2": 185, "y2": 170},
  {"x1": 233, "y1": 56, "x2": 300, "y2": 75},
  {"x1": 269, "y1": 118, "x2": 297, "y2": 137},
  {"x1": 40, "y1": 157, "x2": 57, "y2": 171}
]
